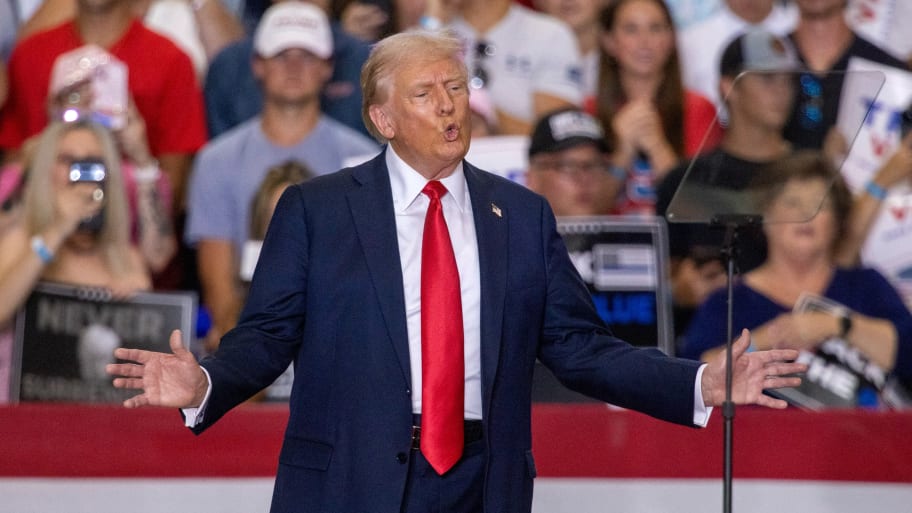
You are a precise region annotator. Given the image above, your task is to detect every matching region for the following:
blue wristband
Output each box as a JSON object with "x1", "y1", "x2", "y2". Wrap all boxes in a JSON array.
[
  {"x1": 865, "y1": 180, "x2": 887, "y2": 201},
  {"x1": 30, "y1": 235, "x2": 54, "y2": 264}
]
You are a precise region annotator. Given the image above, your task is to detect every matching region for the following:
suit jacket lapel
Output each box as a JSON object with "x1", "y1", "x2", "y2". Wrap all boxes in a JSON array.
[
  {"x1": 465, "y1": 163, "x2": 508, "y2": 418},
  {"x1": 348, "y1": 152, "x2": 412, "y2": 387}
]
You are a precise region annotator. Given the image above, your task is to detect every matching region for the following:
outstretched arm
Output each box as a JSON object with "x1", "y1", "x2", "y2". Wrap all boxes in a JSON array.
[
  {"x1": 107, "y1": 329, "x2": 209, "y2": 408},
  {"x1": 701, "y1": 329, "x2": 806, "y2": 409}
]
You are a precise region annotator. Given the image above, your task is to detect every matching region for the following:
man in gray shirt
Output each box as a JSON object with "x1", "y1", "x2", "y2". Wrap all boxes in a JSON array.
[{"x1": 186, "y1": 1, "x2": 378, "y2": 351}]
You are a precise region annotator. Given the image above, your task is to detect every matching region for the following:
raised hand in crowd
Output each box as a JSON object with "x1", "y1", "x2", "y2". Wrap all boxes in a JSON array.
[
  {"x1": 180, "y1": 0, "x2": 245, "y2": 60},
  {"x1": 611, "y1": 98, "x2": 678, "y2": 177},
  {"x1": 116, "y1": 100, "x2": 155, "y2": 167},
  {"x1": 872, "y1": 132, "x2": 912, "y2": 188},
  {"x1": 0, "y1": 121, "x2": 151, "y2": 322},
  {"x1": 54, "y1": 176, "x2": 106, "y2": 235},
  {"x1": 114, "y1": 101, "x2": 177, "y2": 274},
  {"x1": 837, "y1": 131, "x2": 912, "y2": 266}
]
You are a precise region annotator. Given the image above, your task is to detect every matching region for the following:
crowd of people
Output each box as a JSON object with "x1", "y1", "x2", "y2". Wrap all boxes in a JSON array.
[{"x1": 1, "y1": 0, "x2": 912, "y2": 408}]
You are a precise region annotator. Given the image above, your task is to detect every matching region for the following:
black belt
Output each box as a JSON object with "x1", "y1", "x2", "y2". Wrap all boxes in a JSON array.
[{"x1": 410, "y1": 419, "x2": 483, "y2": 450}]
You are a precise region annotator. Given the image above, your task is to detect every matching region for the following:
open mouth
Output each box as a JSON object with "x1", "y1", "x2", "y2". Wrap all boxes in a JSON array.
[{"x1": 444, "y1": 123, "x2": 460, "y2": 141}]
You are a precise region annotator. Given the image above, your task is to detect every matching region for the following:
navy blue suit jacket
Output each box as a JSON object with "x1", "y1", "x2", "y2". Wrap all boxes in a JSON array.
[{"x1": 194, "y1": 150, "x2": 702, "y2": 513}]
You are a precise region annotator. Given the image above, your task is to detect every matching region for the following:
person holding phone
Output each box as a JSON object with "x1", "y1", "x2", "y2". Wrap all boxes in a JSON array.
[
  {"x1": 0, "y1": 0, "x2": 207, "y2": 221},
  {"x1": 5, "y1": 45, "x2": 180, "y2": 277},
  {"x1": 0, "y1": 119, "x2": 150, "y2": 325}
]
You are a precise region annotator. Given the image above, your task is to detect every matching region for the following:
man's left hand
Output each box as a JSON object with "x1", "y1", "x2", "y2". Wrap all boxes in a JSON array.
[{"x1": 701, "y1": 329, "x2": 806, "y2": 408}]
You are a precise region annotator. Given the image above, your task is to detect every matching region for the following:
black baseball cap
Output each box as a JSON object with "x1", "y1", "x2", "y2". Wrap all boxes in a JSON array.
[{"x1": 528, "y1": 108, "x2": 609, "y2": 158}]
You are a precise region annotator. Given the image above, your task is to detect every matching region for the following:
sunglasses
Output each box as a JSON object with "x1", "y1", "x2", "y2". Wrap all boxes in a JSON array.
[
  {"x1": 470, "y1": 41, "x2": 495, "y2": 90},
  {"x1": 798, "y1": 73, "x2": 823, "y2": 129}
]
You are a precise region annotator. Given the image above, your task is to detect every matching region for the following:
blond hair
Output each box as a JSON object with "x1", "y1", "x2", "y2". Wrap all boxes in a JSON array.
[
  {"x1": 250, "y1": 160, "x2": 313, "y2": 240},
  {"x1": 360, "y1": 30, "x2": 467, "y2": 141},
  {"x1": 24, "y1": 120, "x2": 135, "y2": 278}
]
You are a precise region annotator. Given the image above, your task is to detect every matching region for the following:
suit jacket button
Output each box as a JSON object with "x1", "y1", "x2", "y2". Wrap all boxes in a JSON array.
[{"x1": 396, "y1": 452, "x2": 408, "y2": 464}]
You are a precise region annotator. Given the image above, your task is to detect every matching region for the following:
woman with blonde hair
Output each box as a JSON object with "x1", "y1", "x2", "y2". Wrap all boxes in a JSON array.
[{"x1": 0, "y1": 120, "x2": 150, "y2": 323}]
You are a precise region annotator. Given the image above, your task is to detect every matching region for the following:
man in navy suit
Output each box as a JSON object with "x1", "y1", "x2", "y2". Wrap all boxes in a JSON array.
[{"x1": 107, "y1": 31, "x2": 804, "y2": 513}]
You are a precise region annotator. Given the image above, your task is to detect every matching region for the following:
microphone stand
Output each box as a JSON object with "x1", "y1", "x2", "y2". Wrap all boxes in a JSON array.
[{"x1": 710, "y1": 214, "x2": 761, "y2": 513}]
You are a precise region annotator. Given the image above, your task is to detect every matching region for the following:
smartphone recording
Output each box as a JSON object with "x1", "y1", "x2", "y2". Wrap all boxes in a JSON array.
[
  {"x1": 68, "y1": 160, "x2": 107, "y2": 184},
  {"x1": 50, "y1": 45, "x2": 129, "y2": 130}
]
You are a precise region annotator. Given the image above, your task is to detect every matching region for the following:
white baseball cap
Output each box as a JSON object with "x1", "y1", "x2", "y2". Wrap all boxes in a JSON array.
[{"x1": 254, "y1": 2, "x2": 333, "y2": 59}]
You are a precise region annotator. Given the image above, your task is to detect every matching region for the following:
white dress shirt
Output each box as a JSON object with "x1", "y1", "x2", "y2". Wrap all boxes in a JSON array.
[{"x1": 385, "y1": 145, "x2": 484, "y2": 420}]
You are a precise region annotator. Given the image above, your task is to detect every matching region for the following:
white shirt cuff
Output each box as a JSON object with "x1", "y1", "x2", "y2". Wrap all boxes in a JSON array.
[
  {"x1": 182, "y1": 366, "x2": 213, "y2": 428},
  {"x1": 693, "y1": 364, "x2": 713, "y2": 427}
]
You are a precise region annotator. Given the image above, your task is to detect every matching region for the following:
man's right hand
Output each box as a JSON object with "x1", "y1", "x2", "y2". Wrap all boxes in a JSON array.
[{"x1": 106, "y1": 329, "x2": 209, "y2": 408}]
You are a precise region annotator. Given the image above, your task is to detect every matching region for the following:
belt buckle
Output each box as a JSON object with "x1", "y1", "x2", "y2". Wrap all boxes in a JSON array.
[{"x1": 410, "y1": 425, "x2": 421, "y2": 450}]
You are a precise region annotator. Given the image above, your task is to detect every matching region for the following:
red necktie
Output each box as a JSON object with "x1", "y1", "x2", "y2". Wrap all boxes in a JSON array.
[{"x1": 420, "y1": 180, "x2": 465, "y2": 475}]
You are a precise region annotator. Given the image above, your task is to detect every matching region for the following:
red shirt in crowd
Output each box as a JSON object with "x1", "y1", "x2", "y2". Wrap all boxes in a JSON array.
[{"x1": 0, "y1": 19, "x2": 207, "y2": 156}]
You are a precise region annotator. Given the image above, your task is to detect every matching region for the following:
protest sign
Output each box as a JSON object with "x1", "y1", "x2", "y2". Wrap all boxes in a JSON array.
[
  {"x1": 838, "y1": 58, "x2": 912, "y2": 305},
  {"x1": 10, "y1": 282, "x2": 195, "y2": 403}
]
